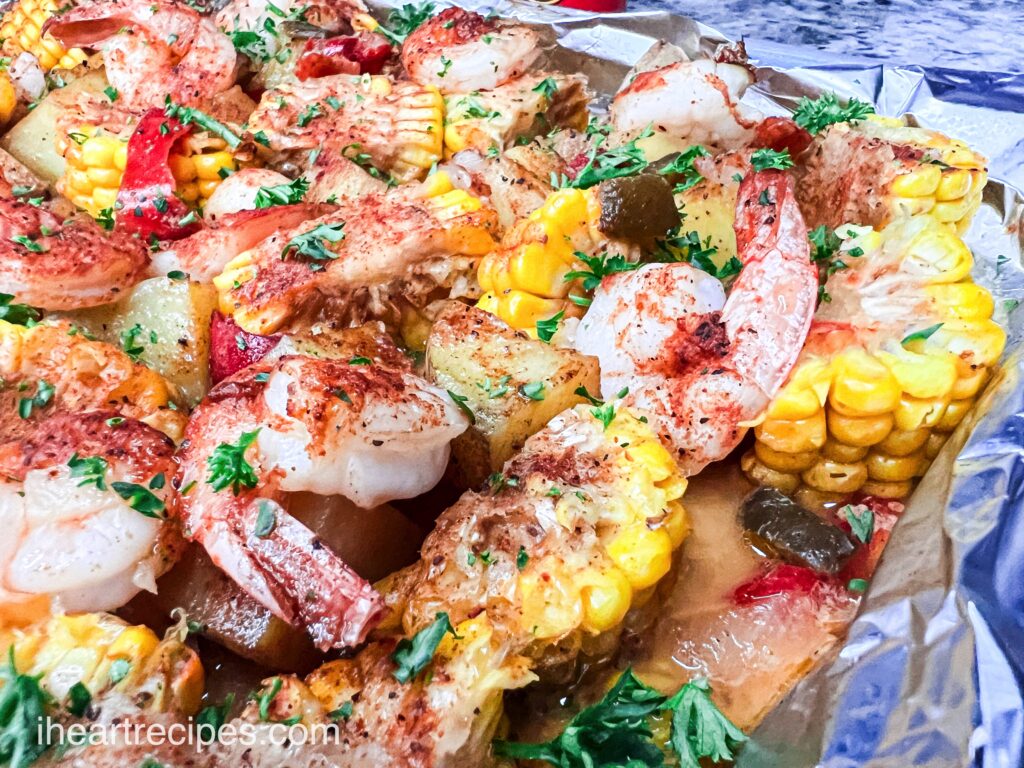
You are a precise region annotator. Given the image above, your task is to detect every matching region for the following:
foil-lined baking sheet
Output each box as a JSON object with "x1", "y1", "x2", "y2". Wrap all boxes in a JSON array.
[{"x1": 373, "y1": 1, "x2": 1024, "y2": 764}]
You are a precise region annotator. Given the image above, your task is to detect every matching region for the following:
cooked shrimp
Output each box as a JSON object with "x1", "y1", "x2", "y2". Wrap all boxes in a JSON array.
[
  {"x1": 610, "y1": 59, "x2": 761, "y2": 149},
  {"x1": 213, "y1": 174, "x2": 497, "y2": 335},
  {"x1": 173, "y1": 354, "x2": 469, "y2": 649},
  {"x1": 0, "y1": 411, "x2": 179, "y2": 618},
  {"x1": 0, "y1": 198, "x2": 148, "y2": 310},
  {"x1": 0, "y1": 319, "x2": 186, "y2": 442},
  {"x1": 45, "y1": 0, "x2": 238, "y2": 109},
  {"x1": 575, "y1": 169, "x2": 817, "y2": 475},
  {"x1": 401, "y1": 7, "x2": 541, "y2": 92}
]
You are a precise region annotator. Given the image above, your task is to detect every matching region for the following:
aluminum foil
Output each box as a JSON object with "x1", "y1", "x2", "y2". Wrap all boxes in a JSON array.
[{"x1": 372, "y1": 2, "x2": 1024, "y2": 764}]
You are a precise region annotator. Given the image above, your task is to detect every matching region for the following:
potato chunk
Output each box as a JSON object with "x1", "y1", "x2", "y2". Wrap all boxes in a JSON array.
[
  {"x1": 427, "y1": 302, "x2": 600, "y2": 486},
  {"x1": 57, "y1": 277, "x2": 218, "y2": 406}
]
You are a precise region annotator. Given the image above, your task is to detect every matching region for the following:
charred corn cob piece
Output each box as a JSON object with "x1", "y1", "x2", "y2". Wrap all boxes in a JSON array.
[
  {"x1": 235, "y1": 405, "x2": 688, "y2": 766},
  {"x1": 0, "y1": 0, "x2": 87, "y2": 72},
  {"x1": 743, "y1": 217, "x2": 1005, "y2": 505},
  {"x1": 0, "y1": 612, "x2": 204, "y2": 715},
  {"x1": 0, "y1": 319, "x2": 187, "y2": 440},
  {"x1": 477, "y1": 187, "x2": 606, "y2": 335},
  {"x1": 799, "y1": 115, "x2": 987, "y2": 236},
  {"x1": 56, "y1": 126, "x2": 238, "y2": 218}
]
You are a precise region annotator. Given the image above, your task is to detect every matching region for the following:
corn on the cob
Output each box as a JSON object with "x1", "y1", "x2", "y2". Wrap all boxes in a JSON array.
[
  {"x1": 56, "y1": 126, "x2": 238, "y2": 218},
  {"x1": 799, "y1": 115, "x2": 987, "y2": 236},
  {"x1": 0, "y1": 612, "x2": 204, "y2": 715},
  {"x1": 742, "y1": 216, "x2": 1005, "y2": 506},
  {"x1": 477, "y1": 186, "x2": 606, "y2": 335},
  {"x1": 216, "y1": 406, "x2": 688, "y2": 765},
  {"x1": 0, "y1": 0, "x2": 87, "y2": 72},
  {"x1": 0, "y1": 319, "x2": 187, "y2": 440}
]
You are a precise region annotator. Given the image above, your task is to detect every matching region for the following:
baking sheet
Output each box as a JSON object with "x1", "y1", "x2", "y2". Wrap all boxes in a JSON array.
[{"x1": 372, "y1": 2, "x2": 1024, "y2": 764}]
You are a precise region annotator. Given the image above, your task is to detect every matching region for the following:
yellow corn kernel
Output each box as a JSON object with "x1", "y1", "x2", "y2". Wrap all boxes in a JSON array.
[
  {"x1": 894, "y1": 393, "x2": 949, "y2": 432},
  {"x1": 91, "y1": 186, "x2": 119, "y2": 209},
  {"x1": 935, "y1": 398, "x2": 972, "y2": 432},
  {"x1": 767, "y1": 359, "x2": 832, "y2": 421},
  {"x1": 755, "y1": 411, "x2": 828, "y2": 454},
  {"x1": 923, "y1": 282, "x2": 994, "y2": 320},
  {"x1": 606, "y1": 525, "x2": 673, "y2": 591},
  {"x1": 860, "y1": 479, "x2": 913, "y2": 498},
  {"x1": 932, "y1": 319, "x2": 1006, "y2": 368},
  {"x1": 925, "y1": 432, "x2": 947, "y2": 460},
  {"x1": 198, "y1": 179, "x2": 221, "y2": 199},
  {"x1": 890, "y1": 164, "x2": 942, "y2": 197},
  {"x1": 661, "y1": 501, "x2": 689, "y2": 549},
  {"x1": 904, "y1": 226, "x2": 974, "y2": 284},
  {"x1": 194, "y1": 150, "x2": 235, "y2": 180},
  {"x1": 476, "y1": 291, "x2": 500, "y2": 315},
  {"x1": 741, "y1": 451, "x2": 801, "y2": 494},
  {"x1": 801, "y1": 457, "x2": 868, "y2": 494},
  {"x1": 827, "y1": 408, "x2": 893, "y2": 447},
  {"x1": 177, "y1": 181, "x2": 200, "y2": 204},
  {"x1": 0, "y1": 0, "x2": 87, "y2": 72},
  {"x1": 935, "y1": 169, "x2": 973, "y2": 201},
  {"x1": 822, "y1": 439, "x2": 868, "y2": 463},
  {"x1": 168, "y1": 153, "x2": 197, "y2": 182},
  {"x1": 501, "y1": 291, "x2": 566, "y2": 334},
  {"x1": 518, "y1": 564, "x2": 581, "y2": 639},
  {"x1": 950, "y1": 367, "x2": 987, "y2": 400},
  {"x1": 866, "y1": 451, "x2": 924, "y2": 482},
  {"x1": 891, "y1": 196, "x2": 935, "y2": 217},
  {"x1": 877, "y1": 427, "x2": 929, "y2": 456},
  {"x1": 932, "y1": 196, "x2": 974, "y2": 223},
  {"x1": 114, "y1": 143, "x2": 128, "y2": 171},
  {"x1": 507, "y1": 243, "x2": 573, "y2": 298},
  {"x1": 795, "y1": 486, "x2": 848, "y2": 513},
  {"x1": 830, "y1": 348, "x2": 901, "y2": 416},
  {"x1": 85, "y1": 166, "x2": 121, "y2": 188},
  {"x1": 875, "y1": 348, "x2": 957, "y2": 400},
  {"x1": 754, "y1": 440, "x2": 819, "y2": 472},
  {"x1": 0, "y1": 72, "x2": 16, "y2": 126},
  {"x1": 580, "y1": 569, "x2": 633, "y2": 634}
]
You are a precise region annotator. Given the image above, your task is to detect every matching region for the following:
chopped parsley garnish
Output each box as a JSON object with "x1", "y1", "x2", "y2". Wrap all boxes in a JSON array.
[
  {"x1": 495, "y1": 670, "x2": 745, "y2": 768},
  {"x1": 0, "y1": 646, "x2": 53, "y2": 767},
  {"x1": 196, "y1": 693, "x2": 234, "y2": 741},
  {"x1": 437, "y1": 55, "x2": 452, "y2": 78},
  {"x1": 17, "y1": 379, "x2": 53, "y2": 419},
  {"x1": 119, "y1": 323, "x2": 147, "y2": 361},
  {"x1": 792, "y1": 91, "x2": 875, "y2": 135},
  {"x1": 516, "y1": 546, "x2": 529, "y2": 570},
  {"x1": 848, "y1": 578, "x2": 869, "y2": 593},
  {"x1": 297, "y1": 103, "x2": 323, "y2": 128},
  {"x1": 808, "y1": 225, "x2": 841, "y2": 263},
  {"x1": 536, "y1": 310, "x2": 564, "y2": 343},
  {"x1": 659, "y1": 145, "x2": 709, "y2": 193},
  {"x1": 901, "y1": 323, "x2": 943, "y2": 346},
  {"x1": 207, "y1": 430, "x2": 261, "y2": 495},
  {"x1": 563, "y1": 126, "x2": 653, "y2": 190},
  {"x1": 341, "y1": 144, "x2": 396, "y2": 186},
  {"x1": 652, "y1": 228, "x2": 740, "y2": 279},
  {"x1": 164, "y1": 97, "x2": 242, "y2": 149},
  {"x1": 66, "y1": 682, "x2": 91, "y2": 717},
  {"x1": 452, "y1": 95, "x2": 501, "y2": 121},
  {"x1": 103, "y1": 86, "x2": 119, "y2": 102},
  {"x1": 68, "y1": 453, "x2": 108, "y2": 491},
  {"x1": 253, "y1": 500, "x2": 276, "y2": 538},
  {"x1": 0, "y1": 294, "x2": 40, "y2": 326},
  {"x1": 750, "y1": 147, "x2": 794, "y2": 172},
  {"x1": 519, "y1": 381, "x2": 545, "y2": 401},
  {"x1": 564, "y1": 251, "x2": 642, "y2": 292},
  {"x1": 112, "y1": 482, "x2": 165, "y2": 518},
  {"x1": 254, "y1": 177, "x2": 309, "y2": 208},
  {"x1": 96, "y1": 207, "x2": 115, "y2": 230},
  {"x1": 328, "y1": 701, "x2": 353, "y2": 721},
  {"x1": 477, "y1": 375, "x2": 511, "y2": 399},
  {"x1": 391, "y1": 612, "x2": 460, "y2": 684},
  {"x1": 447, "y1": 390, "x2": 475, "y2": 424},
  {"x1": 532, "y1": 77, "x2": 559, "y2": 100},
  {"x1": 253, "y1": 677, "x2": 282, "y2": 722},
  {"x1": 281, "y1": 222, "x2": 346, "y2": 268},
  {"x1": 11, "y1": 235, "x2": 45, "y2": 253},
  {"x1": 488, "y1": 472, "x2": 519, "y2": 494},
  {"x1": 375, "y1": 1, "x2": 435, "y2": 45},
  {"x1": 348, "y1": 356, "x2": 371, "y2": 365},
  {"x1": 575, "y1": 386, "x2": 627, "y2": 430},
  {"x1": 842, "y1": 504, "x2": 874, "y2": 544}
]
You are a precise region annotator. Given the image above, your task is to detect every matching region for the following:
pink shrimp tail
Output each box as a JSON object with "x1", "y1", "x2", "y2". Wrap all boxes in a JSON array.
[{"x1": 725, "y1": 169, "x2": 818, "y2": 399}]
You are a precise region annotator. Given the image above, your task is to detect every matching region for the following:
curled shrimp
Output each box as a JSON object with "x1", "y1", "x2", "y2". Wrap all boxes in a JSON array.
[
  {"x1": 610, "y1": 59, "x2": 762, "y2": 149},
  {"x1": 0, "y1": 411, "x2": 179, "y2": 620},
  {"x1": 0, "y1": 198, "x2": 148, "y2": 310},
  {"x1": 575, "y1": 170, "x2": 817, "y2": 475},
  {"x1": 173, "y1": 354, "x2": 469, "y2": 649},
  {"x1": 45, "y1": 0, "x2": 238, "y2": 109},
  {"x1": 401, "y1": 7, "x2": 541, "y2": 92}
]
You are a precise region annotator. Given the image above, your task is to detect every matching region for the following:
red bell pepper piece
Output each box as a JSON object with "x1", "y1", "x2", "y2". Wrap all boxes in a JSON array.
[
  {"x1": 294, "y1": 32, "x2": 393, "y2": 80},
  {"x1": 115, "y1": 108, "x2": 202, "y2": 242},
  {"x1": 734, "y1": 563, "x2": 823, "y2": 605},
  {"x1": 209, "y1": 311, "x2": 281, "y2": 384}
]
